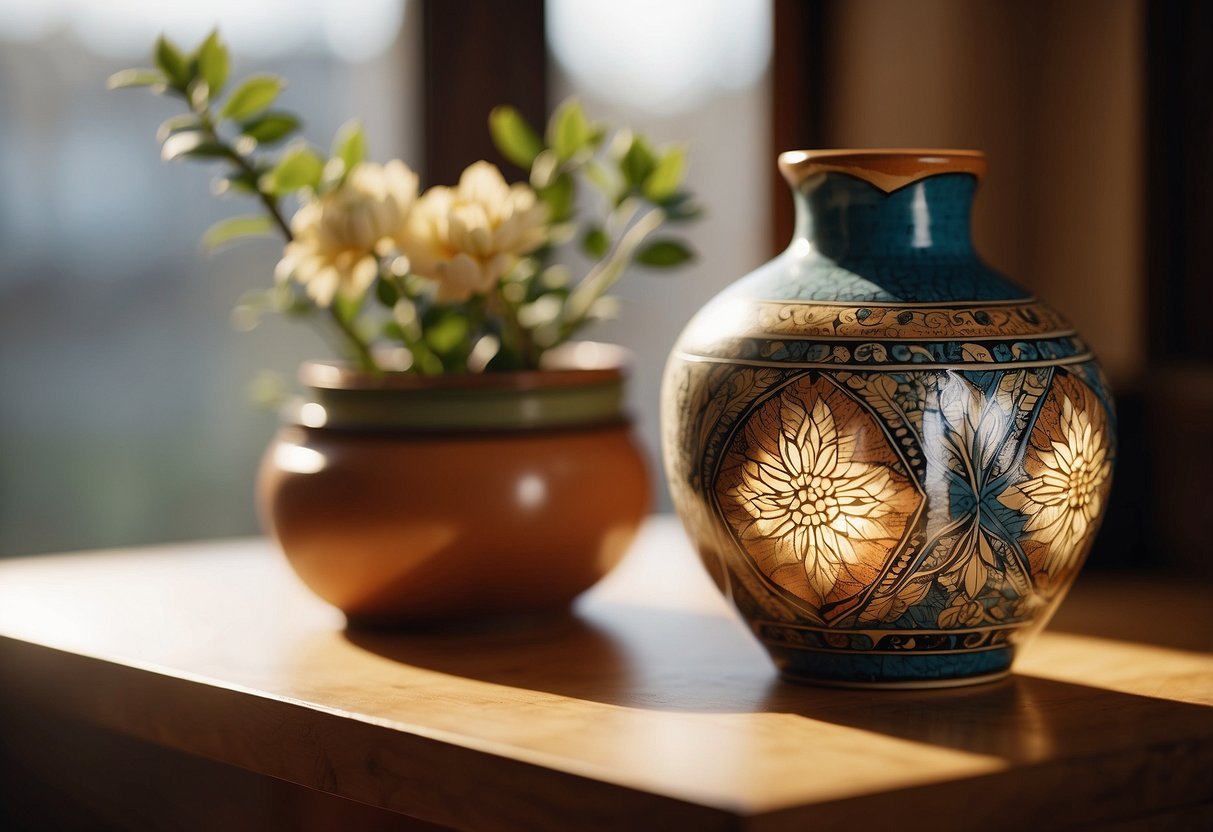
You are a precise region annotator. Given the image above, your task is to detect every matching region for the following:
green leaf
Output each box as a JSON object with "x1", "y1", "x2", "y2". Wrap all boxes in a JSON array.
[
  {"x1": 528, "y1": 149, "x2": 559, "y2": 189},
  {"x1": 202, "y1": 215, "x2": 275, "y2": 251},
  {"x1": 424, "y1": 312, "x2": 470, "y2": 356},
  {"x1": 583, "y1": 161, "x2": 617, "y2": 197},
  {"x1": 643, "y1": 144, "x2": 686, "y2": 202},
  {"x1": 271, "y1": 283, "x2": 313, "y2": 316},
  {"x1": 489, "y1": 106, "x2": 544, "y2": 169},
  {"x1": 154, "y1": 35, "x2": 190, "y2": 89},
  {"x1": 485, "y1": 344, "x2": 524, "y2": 372},
  {"x1": 660, "y1": 192, "x2": 704, "y2": 223},
  {"x1": 635, "y1": 239, "x2": 695, "y2": 268},
  {"x1": 212, "y1": 171, "x2": 259, "y2": 196},
  {"x1": 414, "y1": 348, "x2": 445, "y2": 376},
  {"x1": 260, "y1": 145, "x2": 324, "y2": 195},
  {"x1": 195, "y1": 30, "x2": 230, "y2": 98},
  {"x1": 381, "y1": 321, "x2": 407, "y2": 343},
  {"x1": 161, "y1": 131, "x2": 228, "y2": 161},
  {"x1": 219, "y1": 75, "x2": 284, "y2": 121},
  {"x1": 375, "y1": 277, "x2": 399, "y2": 307},
  {"x1": 547, "y1": 99, "x2": 591, "y2": 162},
  {"x1": 331, "y1": 294, "x2": 366, "y2": 330},
  {"x1": 539, "y1": 172, "x2": 574, "y2": 223},
  {"x1": 106, "y1": 68, "x2": 165, "y2": 90},
  {"x1": 620, "y1": 134, "x2": 657, "y2": 191},
  {"x1": 241, "y1": 112, "x2": 300, "y2": 145},
  {"x1": 331, "y1": 119, "x2": 366, "y2": 172},
  {"x1": 156, "y1": 114, "x2": 202, "y2": 143},
  {"x1": 581, "y1": 226, "x2": 609, "y2": 259}
]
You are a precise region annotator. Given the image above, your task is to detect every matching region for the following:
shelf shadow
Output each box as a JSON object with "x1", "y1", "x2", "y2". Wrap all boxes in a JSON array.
[
  {"x1": 344, "y1": 600, "x2": 1211, "y2": 763},
  {"x1": 340, "y1": 601, "x2": 1213, "y2": 832},
  {"x1": 1045, "y1": 572, "x2": 1213, "y2": 653},
  {"x1": 343, "y1": 602, "x2": 769, "y2": 711}
]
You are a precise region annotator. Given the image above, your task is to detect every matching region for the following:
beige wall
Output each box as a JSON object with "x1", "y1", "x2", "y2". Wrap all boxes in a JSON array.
[{"x1": 821, "y1": 0, "x2": 1143, "y2": 387}]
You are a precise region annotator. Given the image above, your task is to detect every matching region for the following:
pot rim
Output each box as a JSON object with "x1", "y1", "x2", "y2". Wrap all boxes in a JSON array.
[
  {"x1": 289, "y1": 341, "x2": 633, "y2": 432},
  {"x1": 778, "y1": 148, "x2": 987, "y2": 193},
  {"x1": 299, "y1": 340, "x2": 631, "y2": 393}
]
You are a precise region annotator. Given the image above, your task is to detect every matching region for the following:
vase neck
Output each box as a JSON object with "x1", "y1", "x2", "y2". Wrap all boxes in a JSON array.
[{"x1": 791, "y1": 172, "x2": 978, "y2": 260}]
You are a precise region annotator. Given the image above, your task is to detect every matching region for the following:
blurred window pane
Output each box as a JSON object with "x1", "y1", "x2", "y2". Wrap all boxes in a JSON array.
[
  {"x1": 547, "y1": 0, "x2": 773, "y2": 511},
  {"x1": 0, "y1": 0, "x2": 419, "y2": 555}
]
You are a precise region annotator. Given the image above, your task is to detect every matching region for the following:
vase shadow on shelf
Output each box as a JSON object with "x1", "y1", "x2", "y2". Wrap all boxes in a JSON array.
[
  {"x1": 340, "y1": 600, "x2": 1209, "y2": 770},
  {"x1": 761, "y1": 673, "x2": 1209, "y2": 761},
  {"x1": 341, "y1": 603, "x2": 761, "y2": 711}
]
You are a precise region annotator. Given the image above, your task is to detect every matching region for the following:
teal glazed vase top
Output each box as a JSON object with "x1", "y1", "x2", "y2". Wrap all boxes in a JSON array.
[{"x1": 662, "y1": 149, "x2": 1116, "y2": 688}]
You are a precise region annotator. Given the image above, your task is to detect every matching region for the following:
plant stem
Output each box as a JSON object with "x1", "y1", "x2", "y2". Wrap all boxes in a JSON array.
[
  {"x1": 227, "y1": 149, "x2": 293, "y2": 240},
  {"x1": 561, "y1": 206, "x2": 665, "y2": 341},
  {"x1": 328, "y1": 306, "x2": 378, "y2": 373},
  {"x1": 489, "y1": 285, "x2": 537, "y2": 370},
  {"x1": 187, "y1": 92, "x2": 380, "y2": 370},
  {"x1": 190, "y1": 99, "x2": 293, "y2": 242}
]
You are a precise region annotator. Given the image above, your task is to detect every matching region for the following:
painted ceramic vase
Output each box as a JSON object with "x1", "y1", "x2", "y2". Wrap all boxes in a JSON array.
[
  {"x1": 259, "y1": 342, "x2": 649, "y2": 624},
  {"x1": 662, "y1": 150, "x2": 1116, "y2": 688}
]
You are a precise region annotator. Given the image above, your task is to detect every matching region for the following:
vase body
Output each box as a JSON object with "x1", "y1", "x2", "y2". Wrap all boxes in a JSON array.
[
  {"x1": 260, "y1": 344, "x2": 650, "y2": 624},
  {"x1": 662, "y1": 150, "x2": 1116, "y2": 688}
]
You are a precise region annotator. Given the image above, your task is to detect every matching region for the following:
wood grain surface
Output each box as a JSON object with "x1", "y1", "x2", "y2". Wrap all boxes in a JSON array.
[{"x1": 0, "y1": 517, "x2": 1210, "y2": 830}]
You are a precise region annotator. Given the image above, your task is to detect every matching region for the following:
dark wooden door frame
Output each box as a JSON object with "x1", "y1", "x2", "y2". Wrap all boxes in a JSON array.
[
  {"x1": 1142, "y1": 0, "x2": 1213, "y2": 573},
  {"x1": 1145, "y1": 0, "x2": 1213, "y2": 364},
  {"x1": 421, "y1": 0, "x2": 547, "y2": 187},
  {"x1": 770, "y1": 0, "x2": 830, "y2": 255}
]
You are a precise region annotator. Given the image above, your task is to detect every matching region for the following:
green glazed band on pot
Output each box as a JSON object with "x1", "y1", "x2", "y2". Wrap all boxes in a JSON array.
[{"x1": 287, "y1": 341, "x2": 632, "y2": 432}]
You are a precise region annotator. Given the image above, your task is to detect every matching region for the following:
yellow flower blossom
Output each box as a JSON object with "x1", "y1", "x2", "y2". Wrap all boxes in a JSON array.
[
  {"x1": 402, "y1": 161, "x2": 547, "y2": 302},
  {"x1": 276, "y1": 160, "x2": 418, "y2": 306}
]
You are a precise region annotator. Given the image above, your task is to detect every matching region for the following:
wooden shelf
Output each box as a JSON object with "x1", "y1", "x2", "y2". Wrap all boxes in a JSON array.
[{"x1": 1, "y1": 517, "x2": 1210, "y2": 830}]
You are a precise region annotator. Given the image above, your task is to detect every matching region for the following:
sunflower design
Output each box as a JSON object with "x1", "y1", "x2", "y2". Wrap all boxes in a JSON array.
[
  {"x1": 998, "y1": 381, "x2": 1113, "y2": 577},
  {"x1": 718, "y1": 376, "x2": 920, "y2": 612}
]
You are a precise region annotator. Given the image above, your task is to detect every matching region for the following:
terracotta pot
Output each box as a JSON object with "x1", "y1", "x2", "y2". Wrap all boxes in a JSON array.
[
  {"x1": 258, "y1": 343, "x2": 650, "y2": 624},
  {"x1": 662, "y1": 150, "x2": 1116, "y2": 688}
]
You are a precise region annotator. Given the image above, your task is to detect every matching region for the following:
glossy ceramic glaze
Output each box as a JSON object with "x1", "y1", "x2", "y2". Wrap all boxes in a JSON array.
[
  {"x1": 259, "y1": 344, "x2": 650, "y2": 624},
  {"x1": 662, "y1": 150, "x2": 1116, "y2": 688}
]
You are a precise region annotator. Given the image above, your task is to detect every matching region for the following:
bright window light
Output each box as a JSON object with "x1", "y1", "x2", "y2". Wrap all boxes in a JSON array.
[
  {"x1": 547, "y1": 0, "x2": 772, "y2": 114},
  {"x1": 0, "y1": 0, "x2": 406, "y2": 63}
]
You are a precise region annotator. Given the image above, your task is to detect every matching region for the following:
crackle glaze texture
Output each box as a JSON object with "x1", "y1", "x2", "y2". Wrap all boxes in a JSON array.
[{"x1": 662, "y1": 153, "x2": 1116, "y2": 688}]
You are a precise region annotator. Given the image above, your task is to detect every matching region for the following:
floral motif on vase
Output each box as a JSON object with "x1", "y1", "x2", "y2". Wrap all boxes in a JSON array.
[{"x1": 699, "y1": 360, "x2": 1113, "y2": 638}]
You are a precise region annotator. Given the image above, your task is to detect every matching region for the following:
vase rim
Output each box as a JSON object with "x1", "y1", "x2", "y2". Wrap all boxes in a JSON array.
[
  {"x1": 299, "y1": 340, "x2": 630, "y2": 393},
  {"x1": 778, "y1": 148, "x2": 987, "y2": 193}
]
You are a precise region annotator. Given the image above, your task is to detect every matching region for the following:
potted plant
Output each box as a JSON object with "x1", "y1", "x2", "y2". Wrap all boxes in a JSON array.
[{"x1": 110, "y1": 31, "x2": 700, "y2": 623}]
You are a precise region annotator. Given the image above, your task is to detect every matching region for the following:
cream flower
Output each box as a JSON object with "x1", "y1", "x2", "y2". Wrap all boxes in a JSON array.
[
  {"x1": 276, "y1": 160, "x2": 419, "y2": 306},
  {"x1": 730, "y1": 394, "x2": 902, "y2": 599},
  {"x1": 998, "y1": 396, "x2": 1111, "y2": 574},
  {"x1": 402, "y1": 161, "x2": 547, "y2": 302}
]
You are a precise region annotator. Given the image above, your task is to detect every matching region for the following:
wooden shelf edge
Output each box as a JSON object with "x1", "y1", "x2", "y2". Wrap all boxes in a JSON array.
[
  {"x1": 0, "y1": 636, "x2": 740, "y2": 832},
  {"x1": 4, "y1": 633, "x2": 1211, "y2": 831}
]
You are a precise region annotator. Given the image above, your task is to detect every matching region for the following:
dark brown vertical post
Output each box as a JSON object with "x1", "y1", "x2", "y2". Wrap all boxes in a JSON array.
[
  {"x1": 421, "y1": 0, "x2": 547, "y2": 186},
  {"x1": 1142, "y1": 0, "x2": 1213, "y2": 574},
  {"x1": 771, "y1": 0, "x2": 831, "y2": 255},
  {"x1": 1145, "y1": 0, "x2": 1213, "y2": 364}
]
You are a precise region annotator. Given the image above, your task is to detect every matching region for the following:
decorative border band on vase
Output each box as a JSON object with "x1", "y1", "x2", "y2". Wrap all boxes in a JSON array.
[
  {"x1": 767, "y1": 642, "x2": 1016, "y2": 686},
  {"x1": 677, "y1": 334, "x2": 1091, "y2": 371},
  {"x1": 750, "y1": 299, "x2": 1072, "y2": 340},
  {"x1": 753, "y1": 619, "x2": 1027, "y2": 655}
]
